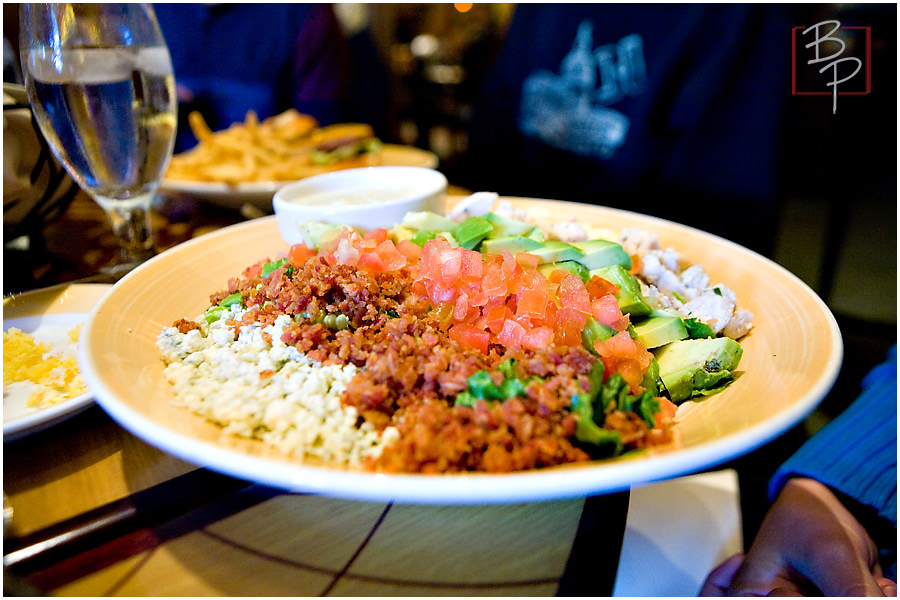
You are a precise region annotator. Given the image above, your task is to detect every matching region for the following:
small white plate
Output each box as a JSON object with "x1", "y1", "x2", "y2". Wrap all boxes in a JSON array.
[
  {"x1": 160, "y1": 144, "x2": 439, "y2": 211},
  {"x1": 3, "y1": 283, "x2": 112, "y2": 441}
]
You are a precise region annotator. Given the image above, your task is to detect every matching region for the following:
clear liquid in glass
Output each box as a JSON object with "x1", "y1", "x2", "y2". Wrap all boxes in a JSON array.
[{"x1": 25, "y1": 46, "x2": 176, "y2": 205}]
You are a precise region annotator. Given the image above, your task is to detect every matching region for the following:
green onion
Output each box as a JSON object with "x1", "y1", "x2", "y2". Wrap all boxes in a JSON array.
[
  {"x1": 221, "y1": 292, "x2": 242, "y2": 307},
  {"x1": 204, "y1": 306, "x2": 225, "y2": 324}
]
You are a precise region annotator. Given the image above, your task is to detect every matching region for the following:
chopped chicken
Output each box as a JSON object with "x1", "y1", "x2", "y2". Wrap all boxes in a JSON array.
[
  {"x1": 549, "y1": 219, "x2": 589, "y2": 242},
  {"x1": 618, "y1": 228, "x2": 754, "y2": 340},
  {"x1": 681, "y1": 286, "x2": 737, "y2": 334},
  {"x1": 493, "y1": 200, "x2": 530, "y2": 222}
]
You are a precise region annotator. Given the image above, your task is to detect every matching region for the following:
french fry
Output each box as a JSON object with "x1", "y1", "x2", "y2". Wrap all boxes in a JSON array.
[{"x1": 166, "y1": 109, "x2": 381, "y2": 185}]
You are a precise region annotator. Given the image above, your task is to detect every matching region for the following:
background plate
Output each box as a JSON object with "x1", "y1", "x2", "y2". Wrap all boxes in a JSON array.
[
  {"x1": 78, "y1": 199, "x2": 842, "y2": 504},
  {"x1": 159, "y1": 144, "x2": 439, "y2": 211},
  {"x1": 3, "y1": 283, "x2": 112, "y2": 441}
]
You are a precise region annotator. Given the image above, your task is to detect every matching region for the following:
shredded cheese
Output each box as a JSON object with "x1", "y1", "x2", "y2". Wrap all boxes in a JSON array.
[{"x1": 3, "y1": 326, "x2": 87, "y2": 408}]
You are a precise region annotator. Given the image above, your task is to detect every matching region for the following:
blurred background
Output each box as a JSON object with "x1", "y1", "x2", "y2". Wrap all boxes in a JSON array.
[{"x1": 4, "y1": 1, "x2": 896, "y2": 536}]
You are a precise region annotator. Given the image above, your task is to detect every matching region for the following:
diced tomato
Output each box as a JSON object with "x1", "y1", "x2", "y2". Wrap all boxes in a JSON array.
[
  {"x1": 586, "y1": 275, "x2": 619, "y2": 299},
  {"x1": 655, "y1": 396, "x2": 678, "y2": 428},
  {"x1": 516, "y1": 287, "x2": 549, "y2": 320},
  {"x1": 448, "y1": 322, "x2": 490, "y2": 354},
  {"x1": 439, "y1": 249, "x2": 462, "y2": 284},
  {"x1": 454, "y1": 290, "x2": 471, "y2": 321},
  {"x1": 243, "y1": 262, "x2": 264, "y2": 279},
  {"x1": 592, "y1": 294, "x2": 627, "y2": 330},
  {"x1": 374, "y1": 240, "x2": 407, "y2": 271},
  {"x1": 515, "y1": 253, "x2": 540, "y2": 269},
  {"x1": 593, "y1": 330, "x2": 654, "y2": 391},
  {"x1": 618, "y1": 360, "x2": 644, "y2": 390},
  {"x1": 544, "y1": 268, "x2": 567, "y2": 284},
  {"x1": 554, "y1": 307, "x2": 587, "y2": 347},
  {"x1": 482, "y1": 261, "x2": 508, "y2": 298},
  {"x1": 287, "y1": 243, "x2": 316, "y2": 265},
  {"x1": 363, "y1": 228, "x2": 390, "y2": 245},
  {"x1": 484, "y1": 304, "x2": 510, "y2": 333},
  {"x1": 497, "y1": 318, "x2": 527, "y2": 347},
  {"x1": 409, "y1": 237, "x2": 649, "y2": 362},
  {"x1": 522, "y1": 325, "x2": 554, "y2": 350},
  {"x1": 358, "y1": 251, "x2": 387, "y2": 273},
  {"x1": 557, "y1": 274, "x2": 592, "y2": 314},
  {"x1": 460, "y1": 249, "x2": 484, "y2": 281},
  {"x1": 396, "y1": 239, "x2": 422, "y2": 262}
]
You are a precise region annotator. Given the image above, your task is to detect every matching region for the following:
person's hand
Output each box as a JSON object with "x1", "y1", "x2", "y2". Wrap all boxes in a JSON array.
[{"x1": 700, "y1": 477, "x2": 896, "y2": 596}]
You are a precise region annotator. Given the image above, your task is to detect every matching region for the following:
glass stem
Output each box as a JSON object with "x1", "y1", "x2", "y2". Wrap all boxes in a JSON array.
[{"x1": 93, "y1": 193, "x2": 157, "y2": 269}]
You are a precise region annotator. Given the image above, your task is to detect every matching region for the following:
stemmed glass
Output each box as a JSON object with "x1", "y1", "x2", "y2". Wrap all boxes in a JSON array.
[{"x1": 19, "y1": 3, "x2": 177, "y2": 276}]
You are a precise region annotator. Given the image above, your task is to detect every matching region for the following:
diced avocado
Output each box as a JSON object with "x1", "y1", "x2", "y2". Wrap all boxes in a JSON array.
[
  {"x1": 632, "y1": 315, "x2": 688, "y2": 349},
  {"x1": 389, "y1": 225, "x2": 415, "y2": 243},
  {"x1": 483, "y1": 212, "x2": 536, "y2": 238},
  {"x1": 436, "y1": 231, "x2": 459, "y2": 247},
  {"x1": 480, "y1": 235, "x2": 544, "y2": 255},
  {"x1": 527, "y1": 240, "x2": 584, "y2": 264},
  {"x1": 654, "y1": 337, "x2": 743, "y2": 403},
  {"x1": 402, "y1": 211, "x2": 456, "y2": 232},
  {"x1": 296, "y1": 221, "x2": 345, "y2": 249},
  {"x1": 571, "y1": 239, "x2": 632, "y2": 270},
  {"x1": 590, "y1": 264, "x2": 651, "y2": 317},
  {"x1": 453, "y1": 216, "x2": 494, "y2": 250},
  {"x1": 581, "y1": 317, "x2": 616, "y2": 355},
  {"x1": 538, "y1": 260, "x2": 590, "y2": 282}
]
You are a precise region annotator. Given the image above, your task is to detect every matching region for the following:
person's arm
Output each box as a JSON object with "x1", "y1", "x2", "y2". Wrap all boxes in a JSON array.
[
  {"x1": 702, "y1": 347, "x2": 897, "y2": 596},
  {"x1": 701, "y1": 477, "x2": 895, "y2": 596}
]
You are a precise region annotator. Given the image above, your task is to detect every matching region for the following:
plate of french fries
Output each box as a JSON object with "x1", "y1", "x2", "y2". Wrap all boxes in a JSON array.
[{"x1": 161, "y1": 109, "x2": 439, "y2": 210}]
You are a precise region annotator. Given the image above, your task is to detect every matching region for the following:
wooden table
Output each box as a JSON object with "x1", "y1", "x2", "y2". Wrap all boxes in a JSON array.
[{"x1": 3, "y1": 193, "x2": 742, "y2": 596}]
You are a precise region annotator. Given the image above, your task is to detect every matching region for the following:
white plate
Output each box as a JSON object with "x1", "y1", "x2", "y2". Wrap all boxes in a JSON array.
[
  {"x1": 3, "y1": 283, "x2": 112, "y2": 441},
  {"x1": 159, "y1": 144, "x2": 439, "y2": 211},
  {"x1": 78, "y1": 200, "x2": 842, "y2": 504}
]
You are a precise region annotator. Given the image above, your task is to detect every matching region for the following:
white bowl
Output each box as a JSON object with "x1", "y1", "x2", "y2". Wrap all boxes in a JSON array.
[{"x1": 272, "y1": 166, "x2": 447, "y2": 244}]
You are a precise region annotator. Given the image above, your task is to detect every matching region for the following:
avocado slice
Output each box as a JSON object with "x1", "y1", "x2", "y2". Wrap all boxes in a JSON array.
[
  {"x1": 453, "y1": 216, "x2": 494, "y2": 250},
  {"x1": 484, "y1": 212, "x2": 536, "y2": 237},
  {"x1": 402, "y1": 211, "x2": 457, "y2": 232},
  {"x1": 654, "y1": 337, "x2": 743, "y2": 403},
  {"x1": 538, "y1": 260, "x2": 590, "y2": 282},
  {"x1": 590, "y1": 264, "x2": 652, "y2": 317},
  {"x1": 632, "y1": 315, "x2": 689, "y2": 349},
  {"x1": 524, "y1": 226, "x2": 546, "y2": 243},
  {"x1": 571, "y1": 239, "x2": 632, "y2": 270},
  {"x1": 527, "y1": 240, "x2": 585, "y2": 264},
  {"x1": 480, "y1": 235, "x2": 544, "y2": 255}
]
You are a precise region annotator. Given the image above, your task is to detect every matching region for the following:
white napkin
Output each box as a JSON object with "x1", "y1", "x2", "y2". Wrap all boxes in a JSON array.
[{"x1": 613, "y1": 469, "x2": 743, "y2": 596}]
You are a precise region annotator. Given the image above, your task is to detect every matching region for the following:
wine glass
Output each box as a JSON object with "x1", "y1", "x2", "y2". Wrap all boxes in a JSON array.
[{"x1": 18, "y1": 3, "x2": 177, "y2": 276}]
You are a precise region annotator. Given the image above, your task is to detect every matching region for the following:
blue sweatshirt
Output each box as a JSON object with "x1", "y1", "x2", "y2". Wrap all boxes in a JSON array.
[{"x1": 770, "y1": 345, "x2": 897, "y2": 578}]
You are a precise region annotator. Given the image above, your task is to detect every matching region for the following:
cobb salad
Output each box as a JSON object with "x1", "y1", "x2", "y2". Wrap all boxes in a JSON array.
[{"x1": 157, "y1": 197, "x2": 751, "y2": 474}]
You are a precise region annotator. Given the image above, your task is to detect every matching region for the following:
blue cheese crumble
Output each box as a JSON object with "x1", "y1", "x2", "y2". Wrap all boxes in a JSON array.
[{"x1": 157, "y1": 306, "x2": 398, "y2": 467}]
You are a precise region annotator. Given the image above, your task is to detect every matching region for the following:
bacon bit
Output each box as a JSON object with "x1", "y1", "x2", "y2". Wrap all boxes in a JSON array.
[{"x1": 173, "y1": 319, "x2": 201, "y2": 334}]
